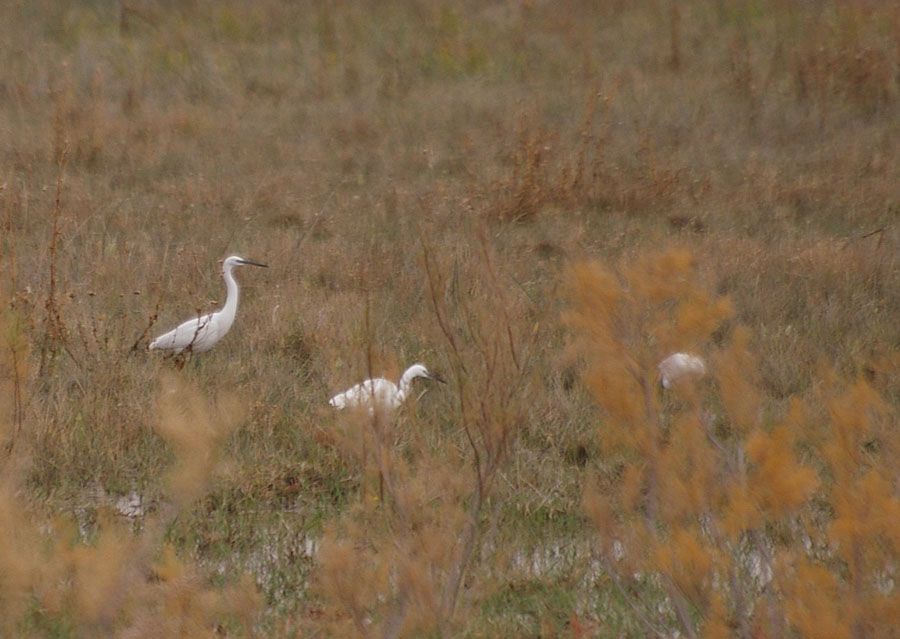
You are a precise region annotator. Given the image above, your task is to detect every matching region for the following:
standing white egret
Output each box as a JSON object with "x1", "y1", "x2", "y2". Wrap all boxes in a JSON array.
[
  {"x1": 658, "y1": 352, "x2": 707, "y2": 389},
  {"x1": 329, "y1": 363, "x2": 446, "y2": 413},
  {"x1": 149, "y1": 255, "x2": 267, "y2": 354}
]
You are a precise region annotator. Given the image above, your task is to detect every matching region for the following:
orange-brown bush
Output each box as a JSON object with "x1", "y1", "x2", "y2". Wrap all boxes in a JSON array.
[{"x1": 566, "y1": 250, "x2": 898, "y2": 638}]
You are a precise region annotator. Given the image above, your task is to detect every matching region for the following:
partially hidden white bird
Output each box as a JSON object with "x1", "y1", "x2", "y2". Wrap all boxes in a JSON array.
[
  {"x1": 329, "y1": 363, "x2": 446, "y2": 413},
  {"x1": 658, "y1": 352, "x2": 707, "y2": 389},
  {"x1": 149, "y1": 255, "x2": 267, "y2": 354}
]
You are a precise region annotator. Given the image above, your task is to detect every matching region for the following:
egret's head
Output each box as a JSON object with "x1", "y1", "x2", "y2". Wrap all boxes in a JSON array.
[
  {"x1": 223, "y1": 255, "x2": 268, "y2": 270},
  {"x1": 405, "y1": 363, "x2": 446, "y2": 384}
]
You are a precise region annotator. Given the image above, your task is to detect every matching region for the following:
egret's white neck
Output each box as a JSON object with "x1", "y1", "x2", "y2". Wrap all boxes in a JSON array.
[
  {"x1": 397, "y1": 366, "x2": 421, "y2": 402},
  {"x1": 220, "y1": 264, "x2": 240, "y2": 325}
]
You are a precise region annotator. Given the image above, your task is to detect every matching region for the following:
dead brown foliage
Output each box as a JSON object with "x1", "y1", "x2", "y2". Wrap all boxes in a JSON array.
[{"x1": 567, "y1": 250, "x2": 898, "y2": 638}]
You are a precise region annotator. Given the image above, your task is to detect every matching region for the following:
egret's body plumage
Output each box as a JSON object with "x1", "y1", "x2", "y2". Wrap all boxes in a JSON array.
[
  {"x1": 658, "y1": 352, "x2": 707, "y2": 389},
  {"x1": 329, "y1": 363, "x2": 444, "y2": 413},
  {"x1": 149, "y1": 255, "x2": 267, "y2": 355}
]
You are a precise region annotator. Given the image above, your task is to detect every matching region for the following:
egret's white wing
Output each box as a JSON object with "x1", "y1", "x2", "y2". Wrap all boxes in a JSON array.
[
  {"x1": 149, "y1": 313, "x2": 215, "y2": 353},
  {"x1": 658, "y1": 353, "x2": 706, "y2": 389},
  {"x1": 329, "y1": 378, "x2": 399, "y2": 411},
  {"x1": 328, "y1": 384, "x2": 359, "y2": 409},
  {"x1": 329, "y1": 379, "x2": 376, "y2": 409}
]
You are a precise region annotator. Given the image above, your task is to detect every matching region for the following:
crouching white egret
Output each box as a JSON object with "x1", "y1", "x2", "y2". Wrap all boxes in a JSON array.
[
  {"x1": 329, "y1": 363, "x2": 446, "y2": 413},
  {"x1": 149, "y1": 255, "x2": 267, "y2": 354},
  {"x1": 658, "y1": 352, "x2": 707, "y2": 389}
]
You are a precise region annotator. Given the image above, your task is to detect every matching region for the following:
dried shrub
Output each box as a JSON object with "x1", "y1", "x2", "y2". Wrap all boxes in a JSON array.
[
  {"x1": 487, "y1": 97, "x2": 695, "y2": 224},
  {"x1": 566, "y1": 249, "x2": 898, "y2": 638}
]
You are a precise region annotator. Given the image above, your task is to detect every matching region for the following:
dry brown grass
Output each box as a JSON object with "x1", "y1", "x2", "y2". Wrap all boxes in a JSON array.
[
  {"x1": 1, "y1": 0, "x2": 898, "y2": 636},
  {"x1": 1, "y1": 319, "x2": 260, "y2": 637}
]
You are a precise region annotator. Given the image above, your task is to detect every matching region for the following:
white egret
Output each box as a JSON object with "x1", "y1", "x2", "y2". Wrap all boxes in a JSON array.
[
  {"x1": 329, "y1": 363, "x2": 446, "y2": 413},
  {"x1": 658, "y1": 352, "x2": 707, "y2": 389},
  {"x1": 149, "y1": 255, "x2": 267, "y2": 354}
]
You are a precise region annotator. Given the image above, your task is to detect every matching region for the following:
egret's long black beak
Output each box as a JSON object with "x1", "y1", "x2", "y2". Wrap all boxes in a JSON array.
[
  {"x1": 238, "y1": 259, "x2": 268, "y2": 268},
  {"x1": 429, "y1": 372, "x2": 447, "y2": 384}
]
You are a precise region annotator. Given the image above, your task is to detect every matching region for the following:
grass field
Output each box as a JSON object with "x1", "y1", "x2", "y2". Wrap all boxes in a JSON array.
[{"x1": 1, "y1": 1, "x2": 898, "y2": 637}]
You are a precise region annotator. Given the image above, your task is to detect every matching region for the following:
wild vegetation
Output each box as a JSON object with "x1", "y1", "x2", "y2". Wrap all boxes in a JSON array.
[{"x1": 1, "y1": 0, "x2": 897, "y2": 636}]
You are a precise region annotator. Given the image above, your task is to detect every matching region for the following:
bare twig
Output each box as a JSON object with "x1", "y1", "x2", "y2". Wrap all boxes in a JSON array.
[
  {"x1": 129, "y1": 301, "x2": 160, "y2": 353},
  {"x1": 38, "y1": 125, "x2": 69, "y2": 378},
  {"x1": 842, "y1": 226, "x2": 887, "y2": 249}
]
